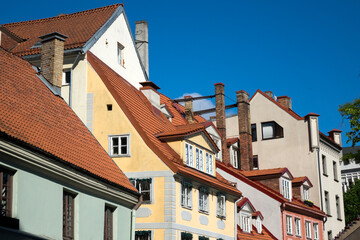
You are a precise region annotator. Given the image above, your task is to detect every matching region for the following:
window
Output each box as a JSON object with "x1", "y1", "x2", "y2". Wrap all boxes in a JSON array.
[
  {"x1": 322, "y1": 155, "x2": 327, "y2": 176},
  {"x1": 216, "y1": 194, "x2": 226, "y2": 218},
  {"x1": 313, "y1": 223, "x2": 319, "y2": 240},
  {"x1": 261, "y1": 121, "x2": 283, "y2": 140},
  {"x1": 253, "y1": 155, "x2": 259, "y2": 170},
  {"x1": 198, "y1": 187, "x2": 209, "y2": 213},
  {"x1": 195, "y1": 148, "x2": 204, "y2": 171},
  {"x1": 181, "y1": 181, "x2": 192, "y2": 208},
  {"x1": 185, "y1": 143, "x2": 194, "y2": 167},
  {"x1": 255, "y1": 217, "x2": 262, "y2": 234},
  {"x1": 286, "y1": 216, "x2": 293, "y2": 235},
  {"x1": 104, "y1": 206, "x2": 115, "y2": 240},
  {"x1": 305, "y1": 221, "x2": 312, "y2": 239},
  {"x1": 230, "y1": 146, "x2": 238, "y2": 168},
  {"x1": 107, "y1": 104, "x2": 112, "y2": 111},
  {"x1": 135, "y1": 230, "x2": 151, "y2": 240},
  {"x1": 327, "y1": 231, "x2": 332, "y2": 240},
  {"x1": 336, "y1": 195, "x2": 341, "y2": 220},
  {"x1": 325, "y1": 191, "x2": 330, "y2": 215},
  {"x1": 63, "y1": 191, "x2": 76, "y2": 240},
  {"x1": 241, "y1": 214, "x2": 252, "y2": 233},
  {"x1": 333, "y1": 161, "x2": 338, "y2": 180},
  {"x1": 251, "y1": 124, "x2": 257, "y2": 142},
  {"x1": 303, "y1": 186, "x2": 309, "y2": 201},
  {"x1": 214, "y1": 138, "x2": 221, "y2": 160},
  {"x1": 1, "y1": 169, "x2": 14, "y2": 217},
  {"x1": 117, "y1": 42, "x2": 125, "y2": 67},
  {"x1": 295, "y1": 218, "x2": 301, "y2": 237},
  {"x1": 62, "y1": 69, "x2": 71, "y2": 85},
  {"x1": 198, "y1": 236, "x2": 209, "y2": 240},
  {"x1": 282, "y1": 179, "x2": 292, "y2": 200},
  {"x1": 181, "y1": 232, "x2": 193, "y2": 240},
  {"x1": 205, "y1": 152, "x2": 213, "y2": 175},
  {"x1": 109, "y1": 135, "x2": 130, "y2": 156},
  {"x1": 130, "y1": 178, "x2": 152, "y2": 203}
]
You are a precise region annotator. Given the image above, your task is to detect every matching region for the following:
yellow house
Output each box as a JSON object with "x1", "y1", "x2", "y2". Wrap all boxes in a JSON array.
[{"x1": 86, "y1": 51, "x2": 242, "y2": 240}]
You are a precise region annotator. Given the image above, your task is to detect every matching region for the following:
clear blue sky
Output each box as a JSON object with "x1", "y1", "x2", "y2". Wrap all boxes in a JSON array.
[{"x1": 1, "y1": 0, "x2": 359, "y2": 146}]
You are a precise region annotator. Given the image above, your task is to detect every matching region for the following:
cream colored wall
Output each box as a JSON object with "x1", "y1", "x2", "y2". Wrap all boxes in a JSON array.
[
  {"x1": 86, "y1": 62, "x2": 168, "y2": 173},
  {"x1": 225, "y1": 93, "x2": 321, "y2": 206},
  {"x1": 175, "y1": 179, "x2": 236, "y2": 239}
]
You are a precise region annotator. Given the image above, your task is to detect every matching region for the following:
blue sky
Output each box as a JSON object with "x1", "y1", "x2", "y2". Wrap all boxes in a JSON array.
[{"x1": 1, "y1": 0, "x2": 359, "y2": 146}]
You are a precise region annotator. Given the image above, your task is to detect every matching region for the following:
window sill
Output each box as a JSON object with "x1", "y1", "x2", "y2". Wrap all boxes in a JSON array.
[
  {"x1": 199, "y1": 210, "x2": 209, "y2": 215},
  {"x1": 295, "y1": 235, "x2": 302, "y2": 238},
  {"x1": 142, "y1": 201, "x2": 152, "y2": 205},
  {"x1": 323, "y1": 173, "x2": 328, "y2": 177},
  {"x1": 334, "y1": 179, "x2": 339, "y2": 182},
  {"x1": 326, "y1": 214, "x2": 332, "y2": 217},
  {"x1": 287, "y1": 233, "x2": 293, "y2": 236},
  {"x1": 337, "y1": 218, "x2": 343, "y2": 221},
  {"x1": 110, "y1": 154, "x2": 131, "y2": 158},
  {"x1": 182, "y1": 205, "x2": 192, "y2": 210},
  {"x1": 262, "y1": 137, "x2": 283, "y2": 141},
  {"x1": 0, "y1": 216, "x2": 19, "y2": 230},
  {"x1": 216, "y1": 215, "x2": 226, "y2": 220}
]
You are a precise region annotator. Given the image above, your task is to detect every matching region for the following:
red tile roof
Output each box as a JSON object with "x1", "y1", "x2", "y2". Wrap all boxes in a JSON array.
[
  {"x1": 292, "y1": 176, "x2": 313, "y2": 187},
  {"x1": 227, "y1": 137, "x2": 239, "y2": 146},
  {"x1": 1, "y1": 4, "x2": 121, "y2": 56},
  {"x1": 237, "y1": 225, "x2": 277, "y2": 240},
  {"x1": 217, "y1": 162, "x2": 325, "y2": 218},
  {"x1": 241, "y1": 167, "x2": 293, "y2": 179},
  {"x1": 250, "y1": 89, "x2": 304, "y2": 120},
  {"x1": 86, "y1": 51, "x2": 241, "y2": 197},
  {"x1": 0, "y1": 48, "x2": 137, "y2": 193}
]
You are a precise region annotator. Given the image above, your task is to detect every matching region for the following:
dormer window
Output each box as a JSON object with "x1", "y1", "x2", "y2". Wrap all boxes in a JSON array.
[
  {"x1": 117, "y1": 42, "x2": 125, "y2": 67},
  {"x1": 62, "y1": 69, "x2": 71, "y2": 85},
  {"x1": 282, "y1": 178, "x2": 292, "y2": 200},
  {"x1": 261, "y1": 121, "x2": 284, "y2": 140},
  {"x1": 205, "y1": 152, "x2": 213, "y2": 175},
  {"x1": 185, "y1": 143, "x2": 194, "y2": 167},
  {"x1": 255, "y1": 217, "x2": 262, "y2": 234},
  {"x1": 230, "y1": 146, "x2": 239, "y2": 168},
  {"x1": 303, "y1": 186, "x2": 309, "y2": 201},
  {"x1": 240, "y1": 213, "x2": 252, "y2": 233}
]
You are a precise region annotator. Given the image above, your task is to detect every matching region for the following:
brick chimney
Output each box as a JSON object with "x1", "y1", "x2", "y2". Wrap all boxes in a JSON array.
[
  {"x1": 237, "y1": 90, "x2": 253, "y2": 171},
  {"x1": 277, "y1": 96, "x2": 292, "y2": 109},
  {"x1": 215, "y1": 83, "x2": 229, "y2": 165},
  {"x1": 39, "y1": 32, "x2": 68, "y2": 88},
  {"x1": 184, "y1": 96, "x2": 194, "y2": 124},
  {"x1": 135, "y1": 20, "x2": 149, "y2": 78},
  {"x1": 265, "y1": 91, "x2": 273, "y2": 98}
]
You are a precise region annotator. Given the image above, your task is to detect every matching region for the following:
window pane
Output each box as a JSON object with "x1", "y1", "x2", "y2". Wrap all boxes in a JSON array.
[
  {"x1": 262, "y1": 123, "x2": 274, "y2": 139},
  {"x1": 112, "y1": 137, "x2": 119, "y2": 146},
  {"x1": 121, "y1": 146, "x2": 127, "y2": 154},
  {"x1": 121, "y1": 137, "x2": 127, "y2": 146}
]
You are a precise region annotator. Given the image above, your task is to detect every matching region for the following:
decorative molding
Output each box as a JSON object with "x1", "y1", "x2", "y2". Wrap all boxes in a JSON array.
[
  {"x1": 125, "y1": 171, "x2": 173, "y2": 178},
  {"x1": 217, "y1": 220, "x2": 225, "y2": 230},
  {"x1": 199, "y1": 215, "x2": 208, "y2": 225},
  {"x1": 136, "y1": 207, "x2": 152, "y2": 218},
  {"x1": 181, "y1": 210, "x2": 192, "y2": 221}
]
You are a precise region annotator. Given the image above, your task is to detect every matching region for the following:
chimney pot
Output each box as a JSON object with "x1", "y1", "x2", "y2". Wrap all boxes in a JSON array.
[
  {"x1": 236, "y1": 90, "x2": 253, "y2": 171},
  {"x1": 40, "y1": 32, "x2": 68, "y2": 88},
  {"x1": 277, "y1": 96, "x2": 292, "y2": 109},
  {"x1": 135, "y1": 20, "x2": 149, "y2": 78},
  {"x1": 184, "y1": 96, "x2": 194, "y2": 124}
]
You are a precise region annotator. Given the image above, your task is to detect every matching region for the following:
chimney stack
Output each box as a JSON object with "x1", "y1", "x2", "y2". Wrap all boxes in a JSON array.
[
  {"x1": 328, "y1": 129, "x2": 342, "y2": 146},
  {"x1": 135, "y1": 20, "x2": 149, "y2": 78},
  {"x1": 265, "y1": 91, "x2": 273, "y2": 98},
  {"x1": 277, "y1": 96, "x2": 292, "y2": 109},
  {"x1": 215, "y1": 83, "x2": 229, "y2": 165},
  {"x1": 237, "y1": 90, "x2": 253, "y2": 171},
  {"x1": 184, "y1": 96, "x2": 194, "y2": 124},
  {"x1": 40, "y1": 32, "x2": 68, "y2": 88}
]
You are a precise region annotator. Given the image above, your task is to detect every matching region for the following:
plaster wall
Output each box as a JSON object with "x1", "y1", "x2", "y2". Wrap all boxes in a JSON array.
[
  {"x1": 319, "y1": 140, "x2": 345, "y2": 238},
  {"x1": 1, "y1": 158, "x2": 133, "y2": 240},
  {"x1": 89, "y1": 12, "x2": 147, "y2": 89},
  {"x1": 217, "y1": 168, "x2": 282, "y2": 239}
]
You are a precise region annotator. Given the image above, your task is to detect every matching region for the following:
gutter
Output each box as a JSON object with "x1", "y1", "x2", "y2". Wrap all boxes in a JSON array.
[{"x1": 281, "y1": 202, "x2": 285, "y2": 240}]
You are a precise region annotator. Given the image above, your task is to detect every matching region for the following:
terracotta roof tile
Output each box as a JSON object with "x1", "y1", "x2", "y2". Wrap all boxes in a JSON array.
[
  {"x1": 0, "y1": 48, "x2": 137, "y2": 193},
  {"x1": 237, "y1": 225, "x2": 277, "y2": 240},
  {"x1": 86, "y1": 51, "x2": 241, "y2": 197},
  {"x1": 227, "y1": 137, "x2": 239, "y2": 146},
  {"x1": 241, "y1": 168, "x2": 293, "y2": 179},
  {"x1": 292, "y1": 176, "x2": 313, "y2": 187},
  {"x1": 1, "y1": 4, "x2": 120, "y2": 56}
]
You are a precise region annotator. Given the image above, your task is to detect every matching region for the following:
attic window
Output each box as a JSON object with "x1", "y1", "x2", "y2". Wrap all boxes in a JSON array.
[
  {"x1": 107, "y1": 104, "x2": 112, "y2": 111},
  {"x1": 117, "y1": 42, "x2": 125, "y2": 67},
  {"x1": 261, "y1": 121, "x2": 283, "y2": 140},
  {"x1": 62, "y1": 69, "x2": 71, "y2": 85}
]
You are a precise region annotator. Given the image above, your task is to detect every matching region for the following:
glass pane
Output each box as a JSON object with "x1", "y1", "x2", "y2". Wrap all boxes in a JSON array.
[
  {"x1": 142, "y1": 191, "x2": 150, "y2": 202},
  {"x1": 121, "y1": 137, "x2": 127, "y2": 146},
  {"x1": 262, "y1": 123, "x2": 274, "y2": 139},
  {"x1": 112, "y1": 137, "x2": 119, "y2": 146},
  {"x1": 113, "y1": 146, "x2": 119, "y2": 155},
  {"x1": 121, "y1": 146, "x2": 127, "y2": 154}
]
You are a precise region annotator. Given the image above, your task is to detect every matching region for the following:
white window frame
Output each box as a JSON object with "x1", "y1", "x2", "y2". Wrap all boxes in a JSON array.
[
  {"x1": 303, "y1": 186, "x2": 309, "y2": 201},
  {"x1": 62, "y1": 69, "x2": 71, "y2": 86},
  {"x1": 216, "y1": 194, "x2": 226, "y2": 218},
  {"x1": 240, "y1": 213, "x2": 252, "y2": 233},
  {"x1": 313, "y1": 223, "x2": 319, "y2": 240},
  {"x1": 213, "y1": 138, "x2": 221, "y2": 161},
  {"x1": 255, "y1": 217, "x2": 262, "y2": 234},
  {"x1": 206, "y1": 152, "x2": 214, "y2": 175},
  {"x1": 230, "y1": 146, "x2": 238, "y2": 168},
  {"x1": 305, "y1": 221, "x2": 312, "y2": 239},
  {"x1": 195, "y1": 147, "x2": 204, "y2": 171},
  {"x1": 130, "y1": 178, "x2": 152, "y2": 204},
  {"x1": 198, "y1": 188, "x2": 209, "y2": 213},
  {"x1": 181, "y1": 181, "x2": 192, "y2": 209},
  {"x1": 295, "y1": 218, "x2": 301, "y2": 237},
  {"x1": 185, "y1": 143, "x2": 194, "y2": 167},
  {"x1": 117, "y1": 42, "x2": 125, "y2": 67},
  {"x1": 286, "y1": 215, "x2": 293, "y2": 235},
  {"x1": 282, "y1": 178, "x2": 292, "y2": 200},
  {"x1": 109, "y1": 134, "x2": 130, "y2": 157}
]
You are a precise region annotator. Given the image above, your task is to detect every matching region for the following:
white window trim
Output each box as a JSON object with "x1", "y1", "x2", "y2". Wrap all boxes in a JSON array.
[
  {"x1": 303, "y1": 186, "x2": 309, "y2": 201},
  {"x1": 206, "y1": 152, "x2": 214, "y2": 175},
  {"x1": 305, "y1": 220, "x2": 312, "y2": 239},
  {"x1": 286, "y1": 215, "x2": 293, "y2": 235},
  {"x1": 198, "y1": 189, "x2": 209, "y2": 213},
  {"x1": 108, "y1": 134, "x2": 130, "y2": 157},
  {"x1": 281, "y1": 178, "x2": 292, "y2": 201},
  {"x1": 230, "y1": 146, "x2": 238, "y2": 168},
  {"x1": 295, "y1": 217, "x2": 301, "y2": 237},
  {"x1": 255, "y1": 217, "x2": 262, "y2": 234},
  {"x1": 130, "y1": 178, "x2": 153, "y2": 204},
  {"x1": 117, "y1": 42, "x2": 125, "y2": 67},
  {"x1": 195, "y1": 147, "x2": 204, "y2": 171},
  {"x1": 216, "y1": 194, "x2": 226, "y2": 218},
  {"x1": 181, "y1": 181, "x2": 192, "y2": 209},
  {"x1": 62, "y1": 69, "x2": 72, "y2": 86},
  {"x1": 313, "y1": 223, "x2": 319, "y2": 240},
  {"x1": 185, "y1": 143, "x2": 194, "y2": 167},
  {"x1": 240, "y1": 213, "x2": 252, "y2": 233}
]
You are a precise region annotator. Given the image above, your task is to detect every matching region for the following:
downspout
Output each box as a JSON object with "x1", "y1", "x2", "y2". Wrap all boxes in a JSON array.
[
  {"x1": 281, "y1": 202, "x2": 285, "y2": 240},
  {"x1": 316, "y1": 148, "x2": 324, "y2": 213},
  {"x1": 130, "y1": 195, "x2": 143, "y2": 240}
]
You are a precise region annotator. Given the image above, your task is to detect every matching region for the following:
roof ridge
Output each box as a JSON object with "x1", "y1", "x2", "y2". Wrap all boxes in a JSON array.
[{"x1": 2, "y1": 4, "x2": 121, "y2": 27}]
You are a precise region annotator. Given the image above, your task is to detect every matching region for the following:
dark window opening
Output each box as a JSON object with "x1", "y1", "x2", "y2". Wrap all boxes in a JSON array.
[
  {"x1": 130, "y1": 178, "x2": 152, "y2": 203},
  {"x1": 107, "y1": 104, "x2": 112, "y2": 111},
  {"x1": 261, "y1": 121, "x2": 283, "y2": 140},
  {"x1": 251, "y1": 124, "x2": 257, "y2": 142},
  {"x1": 63, "y1": 191, "x2": 76, "y2": 240},
  {"x1": 104, "y1": 205, "x2": 114, "y2": 240},
  {"x1": 1, "y1": 169, "x2": 14, "y2": 217},
  {"x1": 253, "y1": 155, "x2": 259, "y2": 169},
  {"x1": 135, "y1": 230, "x2": 151, "y2": 240},
  {"x1": 63, "y1": 70, "x2": 71, "y2": 85}
]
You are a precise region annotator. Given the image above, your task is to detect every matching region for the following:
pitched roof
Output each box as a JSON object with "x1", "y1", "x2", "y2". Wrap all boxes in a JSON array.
[
  {"x1": 241, "y1": 167, "x2": 293, "y2": 179},
  {"x1": 0, "y1": 48, "x2": 137, "y2": 193},
  {"x1": 319, "y1": 131, "x2": 342, "y2": 149},
  {"x1": 217, "y1": 162, "x2": 325, "y2": 218},
  {"x1": 250, "y1": 89, "x2": 304, "y2": 120},
  {"x1": 1, "y1": 4, "x2": 120, "y2": 56},
  {"x1": 86, "y1": 51, "x2": 241, "y2": 197},
  {"x1": 227, "y1": 137, "x2": 239, "y2": 146},
  {"x1": 292, "y1": 176, "x2": 313, "y2": 187},
  {"x1": 237, "y1": 225, "x2": 278, "y2": 240}
]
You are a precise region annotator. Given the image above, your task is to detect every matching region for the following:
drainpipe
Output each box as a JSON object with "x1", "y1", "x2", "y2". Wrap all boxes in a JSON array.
[
  {"x1": 281, "y1": 202, "x2": 285, "y2": 240},
  {"x1": 130, "y1": 195, "x2": 143, "y2": 240},
  {"x1": 316, "y1": 149, "x2": 324, "y2": 212}
]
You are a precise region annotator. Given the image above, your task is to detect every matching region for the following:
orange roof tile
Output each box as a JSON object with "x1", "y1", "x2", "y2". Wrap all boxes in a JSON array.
[
  {"x1": 237, "y1": 225, "x2": 277, "y2": 240},
  {"x1": 250, "y1": 89, "x2": 304, "y2": 120},
  {"x1": 241, "y1": 168, "x2": 293, "y2": 179},
  {"x1": 86, "y1": 51, "x2": 241, "y2": 197},
  {"x1": 1, "y1": 4, "x2": 120, "y2": 56},
  {"x1": 292, "y1": 176, "x2": 313, "y2": 187},
  {"x1": 319, "y1": 131, "x2": 342, "y2": 149},
  {"x1": 227, "y1": 137, "x2": 239, "y2": 146},
  {"x1": 0, "y1": 48, "x2": 137, "y2": 193}
]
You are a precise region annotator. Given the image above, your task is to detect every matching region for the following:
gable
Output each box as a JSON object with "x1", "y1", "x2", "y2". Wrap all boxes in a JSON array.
[{"x1": 241, "y1": 202, "x2": 255, "y2": 213}]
